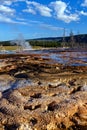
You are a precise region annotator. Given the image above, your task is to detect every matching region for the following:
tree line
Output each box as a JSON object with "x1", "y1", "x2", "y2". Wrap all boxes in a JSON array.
[
  {"x1": 0, "y1": 34, "x2": 87, "y2": 48},
  {"x1": 29, "y1": 40, "x2": 61, "y2": 47}
]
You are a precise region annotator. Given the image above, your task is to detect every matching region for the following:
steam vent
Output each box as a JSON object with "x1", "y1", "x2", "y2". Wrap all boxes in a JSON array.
[{"x1": 0, "y1": 49, "x2": 87, "y2": 130}]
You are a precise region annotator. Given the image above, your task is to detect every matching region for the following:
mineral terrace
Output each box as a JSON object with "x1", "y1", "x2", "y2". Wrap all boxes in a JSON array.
[{"x1": 0, "y1": 51, "x2": 87, "y2": 130}]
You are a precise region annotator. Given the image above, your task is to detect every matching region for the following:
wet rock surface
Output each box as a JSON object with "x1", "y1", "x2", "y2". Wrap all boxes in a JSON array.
[{"x1": 0, "y1": 51, "x2": 87, "y2": 130}]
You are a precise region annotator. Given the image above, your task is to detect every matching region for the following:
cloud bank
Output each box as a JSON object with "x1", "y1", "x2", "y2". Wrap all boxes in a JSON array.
[{"x1": 0, "y1": 0, "x2": 87, "y2": 24}]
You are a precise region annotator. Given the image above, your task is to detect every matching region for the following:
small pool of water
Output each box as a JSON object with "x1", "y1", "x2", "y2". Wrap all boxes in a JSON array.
[
  {"x1": 0, "y1": 48, "x2": 87, "y2": 66},
  {"x1": 40, "y1": 49, "x2": 87, "y2": 66}
]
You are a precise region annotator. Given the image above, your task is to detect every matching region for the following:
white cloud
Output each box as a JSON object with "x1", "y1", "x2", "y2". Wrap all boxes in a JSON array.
[
  {"x1": 24, "y1": 1, "x2": 52, "y2": 17},
  {"x1": 0, "y1": 5, "x2": 15, "y2": 16},
  {"x1": 3, "y1": 1, "x2": 12, "y2": 6},
  {"x1": 0, "y1": 0, "x2": 27, "y2": 25},
  {"x1": 23, "y1": 7, "x2": 36, "y2": 15},
  {"x1": 50, "y1": 1, "x2": 79, "y2": 23},
  {"x1": 0, "y1": 0, "x2": 13, "y2": 5},
  {"x1": 80, "y1": 10, "x2": 87, "y2": 16},
  {"x1": 28, "y1": 20, "x2": 43, "y2": 24},
  {"x1": 81, "y1": 0, "x2": 87, "y2": 6},
  {"x1": 0, "y1": 13, "x2": 27, "y2": 25},
  {"x1": 39, "y1": 23, "x2": 64, "y2": 31},
  {"x1": 0, "y1": 14, "x2": 16, "y2": 23},
  {"x1": 0, "y1": 0, "x2": 26, "y2": 6},
  {"x1": 0, "y1": 0, "x2": 82, "y2": 24}
]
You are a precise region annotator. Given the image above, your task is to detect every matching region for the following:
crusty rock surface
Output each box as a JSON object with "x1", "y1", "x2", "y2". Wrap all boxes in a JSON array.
[{"x1": 0, "y1": 53, "x2": 87, "y2": 130}]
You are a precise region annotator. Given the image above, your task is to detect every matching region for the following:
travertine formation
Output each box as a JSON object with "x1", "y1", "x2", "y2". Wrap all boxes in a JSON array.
[{"x1": 0, "y1": 52, "x2": 87, "y2": 130}]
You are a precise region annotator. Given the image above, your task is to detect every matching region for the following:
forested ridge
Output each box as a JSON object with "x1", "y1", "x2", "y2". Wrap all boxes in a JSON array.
[{"x1": 0, "y1": 34, "x2": 87, "y2": 48}]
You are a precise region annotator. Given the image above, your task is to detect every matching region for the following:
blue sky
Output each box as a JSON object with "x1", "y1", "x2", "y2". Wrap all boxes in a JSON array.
[{"x1": 0, "y1": 0, "x2": 87, "y2": 41}]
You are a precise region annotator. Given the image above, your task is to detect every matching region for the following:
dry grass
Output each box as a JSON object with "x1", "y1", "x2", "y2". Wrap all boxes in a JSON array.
[
  {"x1": 0, "y1": 46, "x2": 18, "y2": 51},
  {"x1": 0, "y1": 46, "x2": 43, "y2": 51}
]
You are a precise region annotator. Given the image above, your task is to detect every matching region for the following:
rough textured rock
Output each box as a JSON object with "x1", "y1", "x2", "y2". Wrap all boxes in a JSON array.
[{"x1": 0, "y1": 52, "x2": 87, "y2": 130}]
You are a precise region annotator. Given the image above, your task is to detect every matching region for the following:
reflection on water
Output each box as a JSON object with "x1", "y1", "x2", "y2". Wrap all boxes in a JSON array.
[
  {"x1": 0, "y1": 48, "x2": 87, "y2": 66},
  {"x1": 40, "y1": 49, "x2": 87, "y2": 66},
  {"x1": 50, "y1": 52, "x2": 87, "y2": 66}
]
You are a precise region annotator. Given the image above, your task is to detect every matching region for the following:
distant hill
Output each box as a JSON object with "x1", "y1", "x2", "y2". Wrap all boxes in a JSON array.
[
  {"x1": 0, "y1": 34, "x2": 87, "y2": 48},
  {"x1": 32, "y1": 34, "x2": 87, "y2": 43}
]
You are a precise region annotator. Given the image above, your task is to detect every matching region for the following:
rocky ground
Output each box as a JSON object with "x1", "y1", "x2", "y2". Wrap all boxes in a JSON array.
[{"x1": 0, "y1": 52, "x2": 87, "y2": 130}]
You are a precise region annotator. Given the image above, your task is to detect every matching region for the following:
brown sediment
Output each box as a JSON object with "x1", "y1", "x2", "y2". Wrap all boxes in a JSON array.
[{"x1": 0, "y1": 52, "x2": 87, "y2": 130}]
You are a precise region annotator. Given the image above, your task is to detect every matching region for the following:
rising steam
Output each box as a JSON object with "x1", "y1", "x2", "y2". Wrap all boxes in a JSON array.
[{"x1": 11, "y1": 33, "x2": 32, "y2": 50}]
